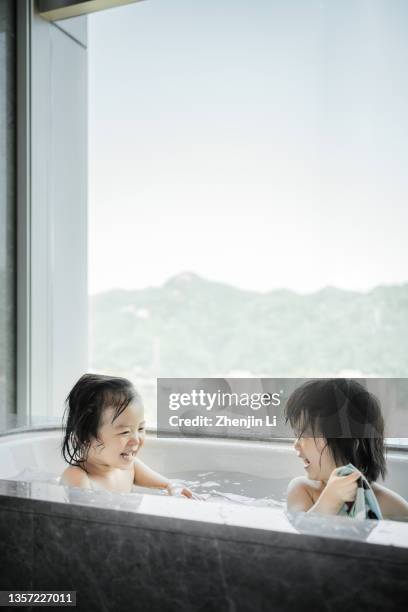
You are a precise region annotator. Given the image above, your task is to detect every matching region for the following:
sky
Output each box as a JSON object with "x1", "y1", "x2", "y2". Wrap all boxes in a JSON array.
[{"x1": 88, "y1": 0, "x2": 408, "y2": 295}]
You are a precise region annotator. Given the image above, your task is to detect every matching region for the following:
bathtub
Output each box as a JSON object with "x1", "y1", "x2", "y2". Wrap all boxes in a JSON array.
[
  {"x1": 1, "y1": 428, "x2": 408, "y2": 612},
  {"x1": 1, "y1": 428, "x2": 408, "y2": 499}
]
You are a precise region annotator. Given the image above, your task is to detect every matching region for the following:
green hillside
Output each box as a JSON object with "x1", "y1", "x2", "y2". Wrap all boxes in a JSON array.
[{"x1": 90, "y1": 273, "x2": 408, "y2": 378}]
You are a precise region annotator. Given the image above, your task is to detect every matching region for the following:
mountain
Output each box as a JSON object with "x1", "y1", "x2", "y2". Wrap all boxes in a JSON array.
[{"x1": 90, "y1": 274, "x2": 408, "y2": 378}]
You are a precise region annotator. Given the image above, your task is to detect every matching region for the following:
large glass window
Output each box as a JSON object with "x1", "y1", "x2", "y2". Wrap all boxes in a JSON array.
[{"x1": 89, "y1": 0, "x2": 408, "y2": 426}]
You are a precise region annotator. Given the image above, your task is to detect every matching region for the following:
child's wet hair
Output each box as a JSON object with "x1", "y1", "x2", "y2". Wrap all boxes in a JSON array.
[
  {"x1": 284, "y1": 378, "x2": 386, "y2": 482},
  {"x1": 61, "y1": 373, "x2": 142, "y2": 468}
]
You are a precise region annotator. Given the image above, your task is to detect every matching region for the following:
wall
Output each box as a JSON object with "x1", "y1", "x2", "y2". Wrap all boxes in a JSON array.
[{"x1": 0, "y1": 1, "x2": 16, "y2": 430}]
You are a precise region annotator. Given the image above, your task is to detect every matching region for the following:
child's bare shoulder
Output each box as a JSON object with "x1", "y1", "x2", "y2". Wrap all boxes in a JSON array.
[
  {"x1": 371, "y1": 482, "x2": 408, "y2": 519},
  {"x1": 61, "y1": 466, "x2": 91, "y2": 489},
  {"x1": 287, "y1": 476, "x2": 324, "y2": 511},
  {"x1": 288, "y1": 476, "x2": 323, "y2": 495}
]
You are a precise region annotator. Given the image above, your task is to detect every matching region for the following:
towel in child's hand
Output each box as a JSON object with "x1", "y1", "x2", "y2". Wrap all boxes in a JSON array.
[{"x1": 336, "y1": 463, "x2": 383, "y2": 520}]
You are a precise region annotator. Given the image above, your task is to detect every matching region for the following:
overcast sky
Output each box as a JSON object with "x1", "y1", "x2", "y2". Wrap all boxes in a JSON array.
[{"x1": 88, "y1": 0, "x2": 408, "y2": 295}]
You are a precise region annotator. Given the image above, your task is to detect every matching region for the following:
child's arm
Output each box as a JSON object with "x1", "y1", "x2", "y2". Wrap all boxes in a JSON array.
[
  {"x1": 287, "y1": 470, "x2": 360, "y2": 515},
  {"x1": 307, "y1": 470, "x2": 360, "y2": 515},
  {"x1": 372, "y1": 483, "x2": 408, "y2": 520},
  {"x1": 133, "y1": 458, "x2": 194, "y2": 498},
  {"x1": 133, "y1": 457, "x2": 170, "y2": 488}
]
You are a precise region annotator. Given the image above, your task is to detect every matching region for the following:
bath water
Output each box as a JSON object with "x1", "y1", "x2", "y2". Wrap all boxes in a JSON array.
[
  {"x1": 11, "y1": 468, "x2": 287, "y2": 508},
  {"x1": 165, "y1": 470, "x2": 287, "y2": 508}
]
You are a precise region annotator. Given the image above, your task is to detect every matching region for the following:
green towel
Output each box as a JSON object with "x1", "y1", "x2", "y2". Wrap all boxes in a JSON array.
[{"x1": 336, "y1": 463, "x2": 383, "y2": 520}]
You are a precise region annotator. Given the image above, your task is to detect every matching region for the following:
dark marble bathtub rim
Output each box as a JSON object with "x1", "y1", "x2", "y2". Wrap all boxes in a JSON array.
[{"x1": 1, "y1": 481, "x2": 408, "y2": 567}]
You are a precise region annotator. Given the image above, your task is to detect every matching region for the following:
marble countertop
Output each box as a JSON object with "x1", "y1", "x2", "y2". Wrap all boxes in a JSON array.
[{"x1": 1, "y1": 478, "x2": 408, "y2": 554}]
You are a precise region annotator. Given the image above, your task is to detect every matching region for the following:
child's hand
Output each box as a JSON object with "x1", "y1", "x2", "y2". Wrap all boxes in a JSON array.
[
  {"x1": 179, "y1": 486, "x2": 195, "y2": 499},
  {"x1": 166, "y1": 482, "x2": 203, "y2": 500},
  {"x1": 310, "y1": 468, "x2": 360, "y2": 515},
  {"x1": 322, "y1": 468, "x2": 360, "y2": 510}
]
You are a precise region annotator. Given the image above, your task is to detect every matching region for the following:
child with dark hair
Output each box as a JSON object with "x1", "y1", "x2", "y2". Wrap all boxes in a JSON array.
[
  {"x1": 61, "y1": 373, "x2": 194, "y2": 497},
  {"x1": 285, "y1": 379, "x2": 408, "y2": 519}
]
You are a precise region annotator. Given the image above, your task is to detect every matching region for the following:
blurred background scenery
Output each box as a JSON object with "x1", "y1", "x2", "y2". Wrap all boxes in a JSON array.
[{"x1": 88, "y1": 0, "x2": 408, "y2": 425}]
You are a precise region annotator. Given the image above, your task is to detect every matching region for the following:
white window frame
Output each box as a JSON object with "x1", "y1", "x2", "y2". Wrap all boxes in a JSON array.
[{"x1": 16, "y1": 0, "x2": 89, "y2": 427}]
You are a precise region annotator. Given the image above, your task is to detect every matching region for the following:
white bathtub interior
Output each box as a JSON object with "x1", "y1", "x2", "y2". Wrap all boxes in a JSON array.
[{"x1": 1, "y1": 430, "x2": 407, "y2": 507}]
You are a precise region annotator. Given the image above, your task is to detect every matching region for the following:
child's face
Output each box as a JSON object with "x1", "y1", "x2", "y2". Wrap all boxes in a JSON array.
[
  {"x1": 88, "y1": 402, "x2": 146, "y2": 470},
  {"x1": 293, "y1": 434, "x2": 337, "y2": 482}
]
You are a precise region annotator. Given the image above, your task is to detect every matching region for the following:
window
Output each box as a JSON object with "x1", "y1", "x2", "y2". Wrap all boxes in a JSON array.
[{"x1": 89, "y1": 1, "x2": 408, "y2": 429}]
